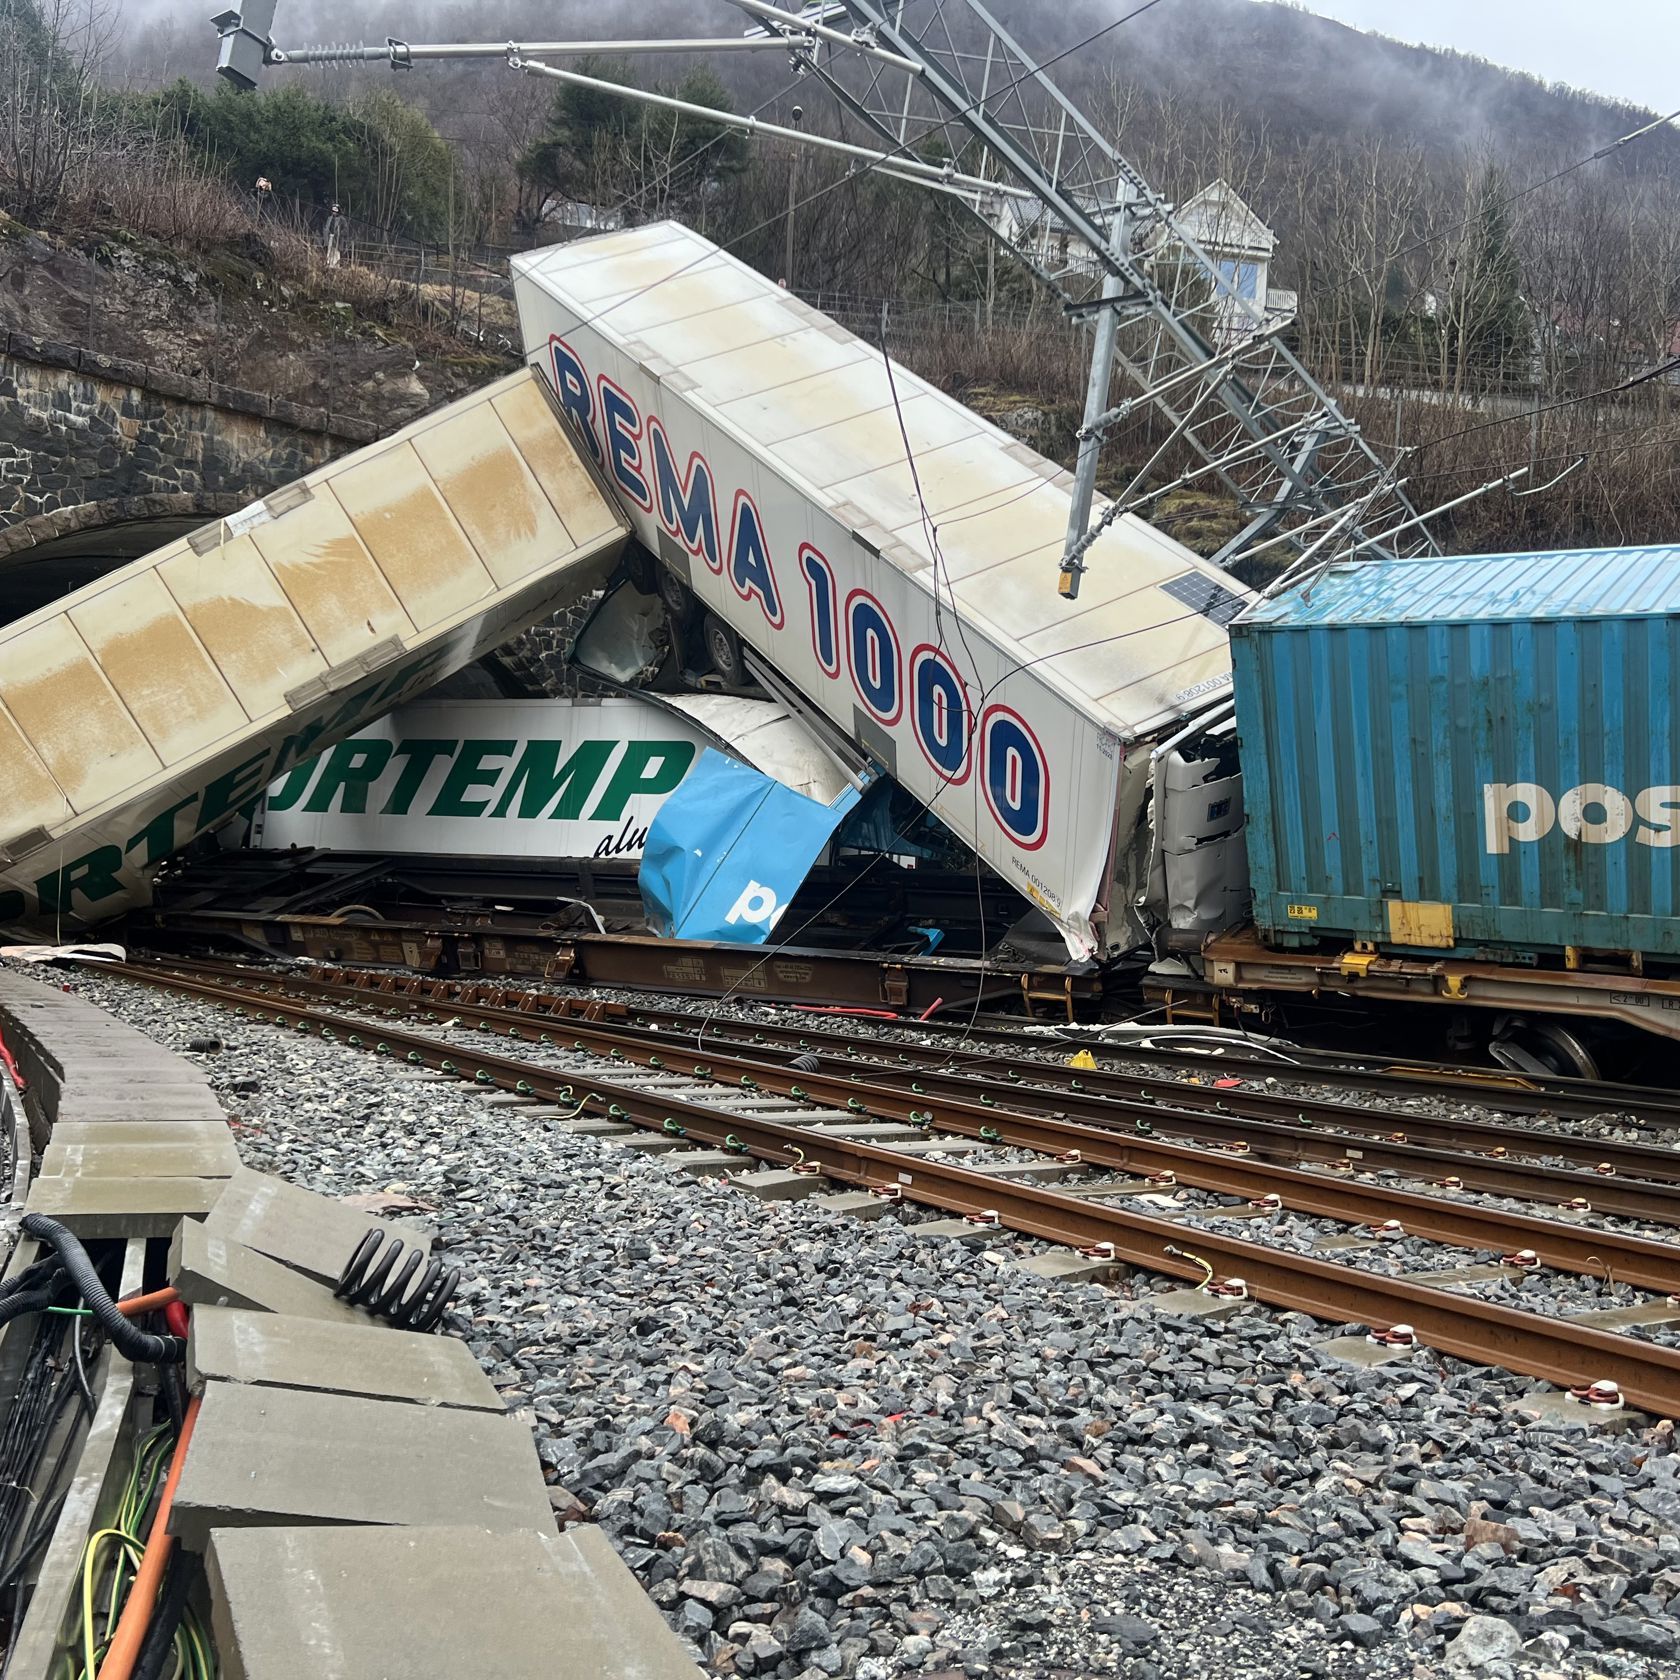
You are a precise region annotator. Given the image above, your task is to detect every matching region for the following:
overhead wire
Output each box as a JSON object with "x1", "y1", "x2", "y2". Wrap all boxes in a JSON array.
[
  {"x1": 548, "y1": 0, "x2": 1180, "y2": 350},
  {"x1": 1385, "y1": 103, "x2": 1680, "y2": 271},
  {"x1": 1413, "y1": 355, "x2": 1680, "y2": 456},
  {"x1": 875, "y1": 299, "x2": 995, "y2": 1047},
  {"x1": 658, "y1": 0, "x2": 1187, "y2": 1048}
]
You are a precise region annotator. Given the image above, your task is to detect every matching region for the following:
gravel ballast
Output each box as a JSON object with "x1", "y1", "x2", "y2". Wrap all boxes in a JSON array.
[{"x1": 29, "y1": 965, "x2": 1680, "y2": 1680}]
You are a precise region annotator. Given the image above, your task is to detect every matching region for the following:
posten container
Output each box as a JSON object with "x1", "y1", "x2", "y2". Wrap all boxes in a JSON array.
[{"x1": 1230, "y1": 545, "x2": 1680, "y2": 960}]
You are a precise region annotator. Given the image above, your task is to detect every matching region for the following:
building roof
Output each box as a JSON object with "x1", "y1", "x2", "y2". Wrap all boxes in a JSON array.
[
  {"x1": 1175, "y1": 179, "x2": 1276, "y2": 257},
  {"x1": 1240, "y1": 546, "x2": 1680, "y2": 628}
]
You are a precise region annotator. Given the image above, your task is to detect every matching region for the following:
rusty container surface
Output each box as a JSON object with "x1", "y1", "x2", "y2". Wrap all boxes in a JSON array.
[
  {"x1": 1231, "y1": 545, "x2": 1680, "y2": 960},
  {"x1": 0, "y1": 368, "x2": 627, "y2": 932}
]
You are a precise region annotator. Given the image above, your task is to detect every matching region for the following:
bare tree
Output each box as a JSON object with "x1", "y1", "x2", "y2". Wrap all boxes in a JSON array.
[{"x1": 0, "y1": 0, "x2": 118, "y2": 223}]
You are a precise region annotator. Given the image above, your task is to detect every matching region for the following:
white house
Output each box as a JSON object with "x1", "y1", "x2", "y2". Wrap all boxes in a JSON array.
[
  {"x1": 990, "y1": 178, "x2": 1296, "y2": 345},
  {"x1": 1166, "y1": 179, "x2": 1297, "y2": 342}
]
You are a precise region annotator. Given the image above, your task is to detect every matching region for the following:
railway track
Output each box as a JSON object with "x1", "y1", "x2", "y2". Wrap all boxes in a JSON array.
[
  {"x1": 145, "y1": 958, "x2": 1680, "y2": 1185},
  {"x1": 97, "y1": 956, "x2": 1680, "y2": 1416},
  {"x1": 129, "y1": 917, "x2": 1680, "y2": 1125}
]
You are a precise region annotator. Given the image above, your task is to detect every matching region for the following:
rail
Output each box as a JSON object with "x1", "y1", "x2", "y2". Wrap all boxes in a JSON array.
[{"x1": 99, "y1": 958, "x2": 1680, "y2": 1418}]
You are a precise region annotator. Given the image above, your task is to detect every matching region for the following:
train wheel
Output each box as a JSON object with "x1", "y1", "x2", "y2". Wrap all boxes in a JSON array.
[
  {"x1": 1489, "y1": 1018, "x2": 1601, "y2": 1081},
  {"x1": 657, "y1": 566, "x2": 696, "y2": 627}
]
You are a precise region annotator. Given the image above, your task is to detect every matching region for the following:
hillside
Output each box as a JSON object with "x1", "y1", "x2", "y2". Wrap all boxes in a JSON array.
[
  {"x1": 26, "y1": 0, "x2": 1680, "y2": 559},
  {"x1": 119, "y1": 0, "x2": 1680, "y2": 189}
]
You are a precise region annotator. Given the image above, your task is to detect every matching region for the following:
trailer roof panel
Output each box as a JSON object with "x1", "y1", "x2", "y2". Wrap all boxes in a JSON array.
[{"x1": 1245, "y1": 545, "x2": 1680, "y2": 627}]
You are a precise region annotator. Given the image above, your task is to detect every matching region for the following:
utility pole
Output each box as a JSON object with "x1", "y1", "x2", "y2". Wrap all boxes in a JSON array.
[{"x1": 784, "y1": 105, "x2": 803, "y2": 292}]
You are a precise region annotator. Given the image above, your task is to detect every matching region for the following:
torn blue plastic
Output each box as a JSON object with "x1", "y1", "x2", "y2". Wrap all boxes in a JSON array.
[{"x1": 638, "y1": 748, "x2": 862, "y2": 944}]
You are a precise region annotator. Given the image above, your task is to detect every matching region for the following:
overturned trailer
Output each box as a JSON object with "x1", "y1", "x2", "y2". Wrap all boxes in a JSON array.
[
  {"x1": 512, "y1": 223, "x2": 1252, "y2": 958},
  {"x1": 0, "y1": 370, "x2": 628, "y2": 934}
]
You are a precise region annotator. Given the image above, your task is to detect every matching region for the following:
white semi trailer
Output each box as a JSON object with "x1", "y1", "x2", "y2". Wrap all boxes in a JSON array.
[
  {"x1": 513, "y1": 222, "x2": 1251, "y2": 958},
  {"x1": 0, "y1": 369, "x2": 628, "y2": 933}
]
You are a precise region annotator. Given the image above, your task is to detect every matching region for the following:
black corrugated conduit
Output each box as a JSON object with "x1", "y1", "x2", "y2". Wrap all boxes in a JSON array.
[{"x1": 17, "y1": 1215, "x2": 184, "y2": 1364}]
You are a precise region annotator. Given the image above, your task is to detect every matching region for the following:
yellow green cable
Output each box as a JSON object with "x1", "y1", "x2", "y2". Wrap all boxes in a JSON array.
[
  {"x1": 79, "y1": 1529, "x2": 145, "y2": 1678},
  {"x1": 104, "y1": 1430, "x2": 173, "y2": 1632},
  {"x1": 66, "y1": 1424, "x2": 215, "y2": 1679}
]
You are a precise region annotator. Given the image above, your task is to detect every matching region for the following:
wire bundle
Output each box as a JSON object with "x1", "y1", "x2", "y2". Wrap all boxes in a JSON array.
[
  {"x1": 0, "y1": 1306, "x2": 90, "y2": 1608},
  {"x1": 68, "y1": 1425, "x2": 215, "y2": 1680},
  {"x1": 0, "y1": 1223, "x2": 200, "y2": 1667}
]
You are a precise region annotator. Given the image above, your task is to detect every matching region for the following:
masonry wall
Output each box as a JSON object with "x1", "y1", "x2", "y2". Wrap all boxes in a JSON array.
[{"x1": 0, "y1": 330, "x2": 378, "y2": 555}]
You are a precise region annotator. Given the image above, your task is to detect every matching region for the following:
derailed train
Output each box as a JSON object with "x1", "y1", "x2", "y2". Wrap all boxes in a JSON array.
[
  {"x1": 507, "y1": 223, "x2": 1680, "y2": 1074},
  {"x1": 1190, "y1": 546, "x2": 1680, "y2": 1076},
  {"x1": 4, "y1": 219, "x2": 1678, "y2": 1074}
]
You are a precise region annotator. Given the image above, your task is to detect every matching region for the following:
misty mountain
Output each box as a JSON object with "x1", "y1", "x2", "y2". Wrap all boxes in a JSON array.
[{"x1": 119, "y1": 0, "x2": 1680, "y2": 185}]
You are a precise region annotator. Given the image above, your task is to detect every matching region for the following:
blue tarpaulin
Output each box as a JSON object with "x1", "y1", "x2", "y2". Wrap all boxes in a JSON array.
[{"x1": 638, "y1": 749, "x2": 862, "y2": 944}]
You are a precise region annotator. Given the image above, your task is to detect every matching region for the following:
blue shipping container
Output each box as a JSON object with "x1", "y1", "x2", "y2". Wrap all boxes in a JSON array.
[{"x1": 1230, "y1": 545, "x2": 1680, "y2": 959}]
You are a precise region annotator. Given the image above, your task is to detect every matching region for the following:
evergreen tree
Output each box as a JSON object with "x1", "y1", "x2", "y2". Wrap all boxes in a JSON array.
[
  {"x1": 1449, "y1": 167, "x2": 1531, "y2": 371},
  {"x1": 518, "y1": 59, "x2": 747, "y2": 219}
]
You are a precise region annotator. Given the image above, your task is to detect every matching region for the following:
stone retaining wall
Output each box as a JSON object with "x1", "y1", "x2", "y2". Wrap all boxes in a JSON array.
[{"x1": 0, "y1": 330, "x2": 377, "y2": 559}]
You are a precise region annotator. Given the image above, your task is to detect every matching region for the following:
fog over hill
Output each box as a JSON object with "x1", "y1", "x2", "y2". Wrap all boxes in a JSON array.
[
  {"x1": 58, "y1": 1, "x2": 1680, "y2": 558},
  {"x1": 115, "y1": 0, "x2": 1680, "y2": 180}
]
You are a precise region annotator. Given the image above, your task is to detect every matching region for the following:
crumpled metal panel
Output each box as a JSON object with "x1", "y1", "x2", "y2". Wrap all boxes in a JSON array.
[{"x1": 513, "y1": 222, "x2": 1254, "y2": 960}]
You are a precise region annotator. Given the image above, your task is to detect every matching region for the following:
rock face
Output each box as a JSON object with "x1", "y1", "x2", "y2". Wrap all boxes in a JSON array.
[
  {"x1": 1, "y1": 218, "x2": 505, "y2": 427},
  {"x1": 0, "y1": 345, "x2": 346, "y2": 542},
  {"x1": 0, "y1": 216, "x2": 514, "y2": 566}
]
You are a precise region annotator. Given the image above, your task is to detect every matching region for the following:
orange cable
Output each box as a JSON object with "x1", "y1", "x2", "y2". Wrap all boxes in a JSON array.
[
  {"x1": 114, "y1": 1289, "x2": 180, "y2": 1319},
  {"x1": 94, "y1": 1392, "x2": 202, "y2": 1680}
]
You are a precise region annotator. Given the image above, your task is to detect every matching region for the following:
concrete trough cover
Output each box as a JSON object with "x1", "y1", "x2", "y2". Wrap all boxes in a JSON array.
[
  {"x1": 49, "y1": 1092, "x2": 230, "y2": 1127},
  {"x1": 52, "y1": 1121, "x2": 235, "y2": 1148},
  {"x1": 186, "y1": 1306, "x2": 501, "y2": 1412},
  {"x1": 170, "y1": 1383, "x2": 551, "y2": 1550},
  {"x1": 24, "y1": 1172, "x2": 225, "y2": 1238},
  {"x1": 41, "y1": 1137, "x2": 241, "y2": 1179},
  {"x1": 170, "y1": 1219, "x2": 368, "y2": 1327},
  {"x1": 206, "y1": 1523, "x2": 704, "y2": 1680},
  {"x1": 201, "y1": 1167, "x2": 434, "y2": 1286}
]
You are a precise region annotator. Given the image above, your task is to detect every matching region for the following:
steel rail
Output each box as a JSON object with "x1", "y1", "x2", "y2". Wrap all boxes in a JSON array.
[
  {"x1": 130, "y1": 909, "x2": 1104, "y2": 1015},
  {"x1": 1022, "y1": 1036, "x2": 1680, "y2": 1127},
  {"x1": 159, "y1": 961, "x2": 1680, "y2": 1225},
  {"x1": 642, "y1": 1009, "x2": 1680, "y2": 1129},
  {"x1": 110, "y1": 962, "x2": 1680, "y2": 1418},
  {"x1": 162, "y1": 959, "x2": 1680, "y2": 1186},
  {"x1": 127, "y1": 921, "x2": 1680, "y2": 1124},
  {"x1": 284, "y1": 961, "x2": 1680, "y2": 1143},
  {"x1": 114, "y1": 962, "x2": 1680, "y2": 1292}
]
